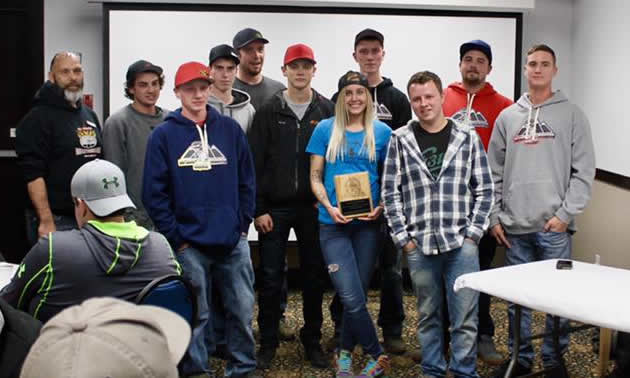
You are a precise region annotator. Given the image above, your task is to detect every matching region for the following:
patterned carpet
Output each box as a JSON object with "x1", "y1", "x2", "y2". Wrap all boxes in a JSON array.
[{"x1": 210, "y1": 290, "x2": 612, "y2": 377}]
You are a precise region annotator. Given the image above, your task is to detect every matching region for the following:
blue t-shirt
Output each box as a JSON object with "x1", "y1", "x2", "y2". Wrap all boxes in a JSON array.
[{"x1": 306, "y1": 117, "x2": 392, "y2": 224}]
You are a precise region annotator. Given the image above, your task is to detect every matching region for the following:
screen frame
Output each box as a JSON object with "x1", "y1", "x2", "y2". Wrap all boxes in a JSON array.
[{"x1": 103, "y1": 2, "x2": 523, "y2": 120}]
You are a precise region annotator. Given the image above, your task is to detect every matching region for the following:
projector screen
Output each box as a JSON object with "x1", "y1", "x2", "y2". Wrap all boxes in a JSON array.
[
  {"x1": 105, "y1": 5, "x2": 520, "y2": 118},
  {"x1": 104, "y1": 4, "x2": 523, "y2": 240}
]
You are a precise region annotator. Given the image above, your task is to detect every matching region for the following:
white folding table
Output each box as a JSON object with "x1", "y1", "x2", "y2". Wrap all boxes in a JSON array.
[{"x1": 454, "y1": 259, "x2": 630, "y2": 377}]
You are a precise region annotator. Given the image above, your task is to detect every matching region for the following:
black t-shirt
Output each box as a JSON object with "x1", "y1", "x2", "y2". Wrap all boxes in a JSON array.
[{"x1": 412, "y1": 119, "x2": 453, "y2": 179}]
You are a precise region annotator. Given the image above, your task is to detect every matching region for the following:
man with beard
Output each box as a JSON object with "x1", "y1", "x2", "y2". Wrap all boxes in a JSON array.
[
  {"x1": 443, "y1": 40, "x2": 513, "y2": 365},
  {"x1": 103, "y1": 60, "x2": 169, "y2": 229},
  {"x1": 16, "y1": 51, "x2": 102, "y2": 247},
  {"x1": 233, "y1": 28, "x2": 285, "y2": 110},
  {"x1": 232, "y1": 27, "x2": 294, "y2": 343}
]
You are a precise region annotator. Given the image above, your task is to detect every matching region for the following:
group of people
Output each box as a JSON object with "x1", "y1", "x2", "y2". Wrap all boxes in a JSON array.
[{"x1": 0, "y1": 24, "x2": 596, "y2": 378}]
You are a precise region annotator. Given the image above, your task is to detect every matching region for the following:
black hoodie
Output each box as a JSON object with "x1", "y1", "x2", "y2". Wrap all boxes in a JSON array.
[
  {"x1": 15, "y1": 81, "x2": 102, "y2": 215},
  {"x1": 332, "y1": 77, "x2": 412, "y2": 130},
  {"x1": 249, "y1": 89, "x2": 334, "y2": 216}
]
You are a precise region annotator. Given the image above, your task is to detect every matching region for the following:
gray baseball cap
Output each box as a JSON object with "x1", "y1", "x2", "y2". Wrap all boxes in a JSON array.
[
  {"x1": 20, "y1": 297, "x2": 191, "y2": 378},
  {"x1": 70, "y1": 159, "x2": 135, "y2": 217}
]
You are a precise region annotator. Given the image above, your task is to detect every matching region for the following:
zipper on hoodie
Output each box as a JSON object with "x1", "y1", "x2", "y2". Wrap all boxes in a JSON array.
[{"x1": 295, "y1": 119, "x2": 300, "y2": 193}]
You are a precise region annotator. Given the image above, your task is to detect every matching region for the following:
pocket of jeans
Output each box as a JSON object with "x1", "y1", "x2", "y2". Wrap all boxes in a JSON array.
[{"x1": 461, "y1": 239, "x2": 479, "y2": 255}]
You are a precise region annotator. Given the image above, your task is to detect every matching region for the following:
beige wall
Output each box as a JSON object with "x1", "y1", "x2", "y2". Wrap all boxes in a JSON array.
[{"x1": 573, "y1": 180, "x2": 630, "y2": 269}]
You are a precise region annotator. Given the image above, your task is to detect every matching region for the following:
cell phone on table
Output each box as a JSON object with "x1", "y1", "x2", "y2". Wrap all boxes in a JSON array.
[{"x1": 556, "y1": 259, "x2": 573, "y2": 270}]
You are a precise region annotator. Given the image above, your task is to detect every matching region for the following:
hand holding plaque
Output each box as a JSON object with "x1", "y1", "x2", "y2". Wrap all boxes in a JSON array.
[{"x1": 334, "y1": 171, "x2": 373, "y2": 218}]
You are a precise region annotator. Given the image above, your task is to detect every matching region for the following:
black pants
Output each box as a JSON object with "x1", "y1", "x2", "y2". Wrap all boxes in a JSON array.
[
  {"x1": 257, "y1": 205, "x2": 327, "y2": 349},
  {"x1": 478, "y1": 233, "x2": 497, "y2": 337}
]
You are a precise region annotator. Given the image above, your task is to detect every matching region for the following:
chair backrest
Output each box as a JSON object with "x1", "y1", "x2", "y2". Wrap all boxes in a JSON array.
[{"x1": 135, "y1": 275, "x2": 197, "y2": 328}]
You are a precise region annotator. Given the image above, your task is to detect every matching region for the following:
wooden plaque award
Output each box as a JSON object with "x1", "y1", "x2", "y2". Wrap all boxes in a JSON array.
[{"x1": 334, "y1": 171, "x2": 373, "y2": 218}]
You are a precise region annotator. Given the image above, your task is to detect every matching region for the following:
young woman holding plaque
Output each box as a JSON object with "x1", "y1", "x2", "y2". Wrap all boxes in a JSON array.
[{"x1": 306, "y1": 70, "x2": 392, "y2": 377}]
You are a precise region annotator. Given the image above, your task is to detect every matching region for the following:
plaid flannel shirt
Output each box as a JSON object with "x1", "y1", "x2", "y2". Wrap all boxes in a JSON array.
[{"x1": 382, "y1": 119, "x2": 494, "y2": 255}]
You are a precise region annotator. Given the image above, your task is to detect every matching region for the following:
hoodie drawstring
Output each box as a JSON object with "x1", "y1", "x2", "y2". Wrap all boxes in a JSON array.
[
  {"x1": 525, "y1": 106, "x2": 541, "y2": 141},
  {"x1": 195, "y1": 124, "x2": 209, "y2": 160},
  {"x1": 465, "y1": 92, "x2": 477, "y2": 125}
]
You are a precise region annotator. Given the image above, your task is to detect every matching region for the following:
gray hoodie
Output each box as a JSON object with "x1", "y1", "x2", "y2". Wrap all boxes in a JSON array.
[
  {"x1": 103, "y1": 105, "x2": 170, "y2": 228},
  {"x1": 208, "y1": 88, "x2": 255, "y2": 134},
  {"x1": 0, "y1": 221, "x2": 180, "y2": 323},
  {"x1": 487, "y1": 90, "x2": 596, "y2": 234}
]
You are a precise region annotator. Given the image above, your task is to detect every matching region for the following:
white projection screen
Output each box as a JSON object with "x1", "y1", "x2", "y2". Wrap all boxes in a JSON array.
[
  {"x1": 105, "y1": 4, "x2": 521, "y2": 119},
  {"x1": 104, "y1": 4, "x2": 523, "y2": 240}
]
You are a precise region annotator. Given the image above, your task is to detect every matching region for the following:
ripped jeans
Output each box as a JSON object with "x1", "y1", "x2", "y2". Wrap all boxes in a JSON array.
[{"x1": 319, "y1": 221, "x2": 383, "y2": 358}]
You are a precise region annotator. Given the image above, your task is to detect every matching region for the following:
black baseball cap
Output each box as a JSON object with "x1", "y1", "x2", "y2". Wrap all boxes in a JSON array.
[
  {"x1": 337, "y1": 70, "x2": 369, "y2": 92},
  {"x1": 126, "y1": 60, "x2": 163, "y2": 83},
  {"x1": 209, "y1": 44, "x2": 240, "y2": 66},
  {"x1": 354, "y1": 28, "x2": 384, "y2": 48},
  {"x1": 460, "y1": 40, "x2": 493, "y2": 65},
  {"x1": 232, "y1": 28, "x2": 269, "y2": 49}
]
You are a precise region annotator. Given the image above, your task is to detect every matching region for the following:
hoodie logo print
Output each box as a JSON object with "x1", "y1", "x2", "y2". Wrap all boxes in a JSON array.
[
  {"x1": 102, "y1": 177, "x2": 120, "y2": 189},
  {"x1": 451, "y1": 108, "x2": 489, "y2": 129},
  {"x1": 374, "y1": 102, "x2": 392, "y2": 121},
  {"x1": 513, "y1": 119, "x2": 555, "y2": 145},
  {"x1": 178, "y1": 141, "x2": 228, "y2": 168},
  {"x1": 75, "y1": 126, "x2": 102, "y2": 157}
]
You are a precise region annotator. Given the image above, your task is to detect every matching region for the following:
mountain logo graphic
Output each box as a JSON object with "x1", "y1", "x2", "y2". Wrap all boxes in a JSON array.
[
  {"x1": 513, "y1": 119, "x2": 555, "y2": 144},
  {"x1": 451, "y1": 108, "x2": 489, "y2": 128}
]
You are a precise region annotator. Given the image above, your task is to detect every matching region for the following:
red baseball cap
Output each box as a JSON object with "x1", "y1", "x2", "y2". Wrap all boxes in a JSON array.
[
  {"x1": 174, "y1": 61, "x2": 212, "y2": 88},
  {"x1": 283, "y1": 43, "x2": 316, "y2": 65}
]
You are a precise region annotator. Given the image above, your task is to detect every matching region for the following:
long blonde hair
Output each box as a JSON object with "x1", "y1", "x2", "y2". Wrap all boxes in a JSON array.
[{"x1": 326, "y1": 83, "x2": 377, "y2": 163}]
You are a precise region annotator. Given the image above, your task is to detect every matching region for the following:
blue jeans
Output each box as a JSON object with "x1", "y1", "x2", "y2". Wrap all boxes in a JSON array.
[
  {"x1": 319, "y1": 221, "x2": 383, "y2": 358},
  {"x1": 505, "y1": 231, "x2": 572, "y2": 369},
  {"x1": 330, "y1": 225, "x2": 405, "y2": 339},
  {"x1": 177, "y1": 236, "x2": 256, "y2": 377},
  {"x1": 25, "y1": 208, "x2": 77, "y2": 247},
  {"x1": 407, "y1": 241, "x2": 480, "y2": 378}
]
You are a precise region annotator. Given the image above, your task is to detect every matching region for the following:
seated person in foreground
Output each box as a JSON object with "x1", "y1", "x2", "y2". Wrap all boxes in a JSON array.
[
  {"x1": 19, "y1": 297, "x2": 190, "y2": 378},
  {"x1": 0, "y1": 159, "x2": 180, "y2": 323},
  {"x1": 0, "y1": 298, "x2": 41, "y2": 378}
]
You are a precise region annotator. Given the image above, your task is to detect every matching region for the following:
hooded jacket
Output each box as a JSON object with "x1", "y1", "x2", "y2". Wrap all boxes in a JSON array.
[
  {"x1": 248, "y1": 89, "x2": 334, "y2": 217},
  {"x1": 16, "y1": 81, "x2": 102, "y2": 215},
  {"x1": 208, "y1": 88, "x2": 256, "y2": 134},
  {"x1": 487, "y1": 90, "x2": 596, "y2": 234},
  {"x1": 443, "y1": 82, "x2": 514, "y2": 150},
  {"x1": 332, "y1": 77, "x2": 412, "y2": 130},
  {"x1": 142, "y1": 105, "x2": 255, "y2": 251},
  {"x1": 0, "y1": 221, "x2": 180, "y2": 323}
]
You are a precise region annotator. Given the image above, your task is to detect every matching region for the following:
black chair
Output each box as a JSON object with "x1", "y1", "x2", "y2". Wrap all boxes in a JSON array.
[{"x1": 135, "y1": 274, "x2": 197, "y2": 328}]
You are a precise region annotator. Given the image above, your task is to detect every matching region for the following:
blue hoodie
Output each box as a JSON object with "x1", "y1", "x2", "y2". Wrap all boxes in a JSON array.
[{"x1": 142, "y1": 105, "x2": 255, "y2": 251}]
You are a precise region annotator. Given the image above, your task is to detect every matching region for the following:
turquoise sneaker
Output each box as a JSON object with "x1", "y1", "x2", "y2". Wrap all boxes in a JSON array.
[
  {"x1": 358, "y1": 354, "x2": 390, "y2": 377},
  {"x1": 335, "y1": 349, "x2": 353, "y2": 377}
]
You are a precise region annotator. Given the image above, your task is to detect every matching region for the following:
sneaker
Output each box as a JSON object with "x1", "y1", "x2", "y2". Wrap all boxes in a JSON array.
[
  {"x1": 407, "y1": 347, "x2": 422, "y2": 363},
  {"x1": 478, "y1": 335, "x2": 504, "y2": 365},
  {"x1": 542, "y1": 363, "x2": 569, "y2": 378},
  {"x1": 303, "y1": 343, "x2": 329, "y2": 369},
  {"x1": 335, "y1": 349, "x2": 353, "y2": 377},
  {"x1": 493, "y1": 360, "x2": 532, "y2": 378},
  {"x1": 256, "y1": 347, "x2": 276, "y2": 370},
  {"x1": 325, "y1": 335, "x2": 340, "y2": 352},
  {"x1": 383, "y1": 336, "x2": 407, "y2": 355},
  {"x1": 243, "y1": 372, "x2": 263, "y2": 378},
  {"x1": 278, "y1": 318, "x2": 296, "y2": 340},
  {"x1": 359, "y1": 354, "x2": 390, "y2": 377}
]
